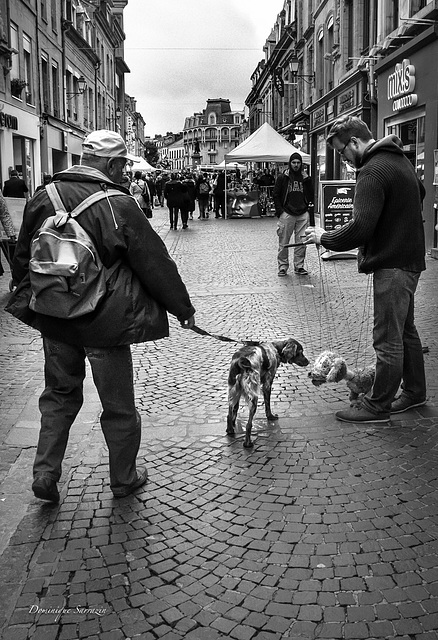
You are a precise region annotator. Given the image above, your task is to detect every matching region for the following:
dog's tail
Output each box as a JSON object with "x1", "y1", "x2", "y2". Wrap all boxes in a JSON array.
[
  {"x1": 236, "y1": 357, "x2": 260, "y2": 402},
  {"x1": 228, "y1": 356, "x2": 260, "y2": 399}
]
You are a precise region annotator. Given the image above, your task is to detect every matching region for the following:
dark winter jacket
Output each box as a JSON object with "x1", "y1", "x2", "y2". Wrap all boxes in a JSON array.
[
  {"x1": 320, "y1": 135, "x2": 426, "y2": 274},
  {"x1": 163, "y1": 179, "x2": 188, "y2": 208},
  {"x1": 273, "y1": 153, "x2": 314, "y2": 217},
  {"x1": 6, "y1": 165, "x2": 195, "y2": 347}
]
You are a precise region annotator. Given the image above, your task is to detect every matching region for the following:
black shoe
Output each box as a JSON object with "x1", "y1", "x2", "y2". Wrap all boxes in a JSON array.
[
  {"x1": 294, "y1": 267, "x2": 308, "y2": 275},
  {"x1": 390, "y1": 396, "x2": 427, "y2": 414},
  {"x1": 112, "y1": 467, "x2": 148, "y2": 498},
  {"x1": 32, "y1": 476, "x2": 60, "y2": 503}
]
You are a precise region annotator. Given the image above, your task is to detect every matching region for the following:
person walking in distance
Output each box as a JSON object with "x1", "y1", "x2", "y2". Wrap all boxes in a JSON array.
[
  {"x1": 6, "y1": 130, "x2": 196, "y2": 502},
  {"x1": 305, "y1": 115, "x2": 427, "y2": 423},
  {"x1": 164, "y1": 173, "x2": 187, "y2": 230},
  {"x1": 196, "y1": 173, "x2": 210, "y2": 219},
  {"x1": 273, "y1": 153, "x2": 314, "y2": 276},
  {"x1": 3, "y1": 169, "x2": 29, "y2": 201}
]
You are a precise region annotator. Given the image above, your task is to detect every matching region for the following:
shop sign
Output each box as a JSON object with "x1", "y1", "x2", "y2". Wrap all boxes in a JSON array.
[
  {"x1": 387, "y1": 59, "x2": 418, "y2": 112},
  {"x1": 320, "y1": 181, "x2": 355, "y2": 231},
  {"x1": 0, "y1": 110, "x2": 18, "y2": 130},
  {"x1": 312, "y1": 106, "x2": 325, "y2": 128},
  {"x1": 338, "y1": 88, "x2": 355, "y2": 113}
]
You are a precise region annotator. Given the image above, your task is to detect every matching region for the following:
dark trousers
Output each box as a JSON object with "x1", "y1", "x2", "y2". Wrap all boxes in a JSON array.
[
  {"x1": 363, "y1": 268, "x2": 426, "y2": 414},
  {"x1": 214, "y1": 193, "x2": 225, "y2": 217},
  {"x1": 168, "y1": 206, "x2": 180, "y2": 228},
  {"x1": 34, "y1": 338, "x2": 141, "y2": 493}
]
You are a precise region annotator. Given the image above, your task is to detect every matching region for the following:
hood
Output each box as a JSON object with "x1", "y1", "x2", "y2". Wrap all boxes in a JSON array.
[
  {"x1": 288, "y1": 152, "x2": 303, "y2": 171},
  {"x1": 52, "y1": 165, "x2": 130, "y2": 194},
  {"x1": 361, "y1": 134, "x2": 404, "y2": 166}
]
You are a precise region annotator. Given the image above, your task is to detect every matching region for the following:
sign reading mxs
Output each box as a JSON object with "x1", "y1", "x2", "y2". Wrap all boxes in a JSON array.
[{"x1": 387, "y1": 59, "x2": 418, "y2": 111}]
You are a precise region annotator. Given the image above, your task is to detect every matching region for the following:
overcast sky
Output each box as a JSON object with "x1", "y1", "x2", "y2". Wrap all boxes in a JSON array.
[{"x1": 123, "y1": 0, "x2": 281, "y2": 137}]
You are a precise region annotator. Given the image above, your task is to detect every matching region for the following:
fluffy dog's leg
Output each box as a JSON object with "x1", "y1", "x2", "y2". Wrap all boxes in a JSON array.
[
  {"x1": 227, "y1": 387, "x2": 240, "y2": 436},
  {"x1": 244, "y1": 397, "x2": 258, "y2": 448},
  {"x1": 227, "y1": 360, "x2": 242, "y2": 436},
  {"x1": 263, "y1": 376, "x2": 278, "y2": 421}
]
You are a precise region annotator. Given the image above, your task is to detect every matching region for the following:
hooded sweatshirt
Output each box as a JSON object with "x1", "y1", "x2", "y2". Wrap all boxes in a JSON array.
[
  {"x1": 273, "y1": 152, "x2": 314, "y2": 217},
  {"x1": 320, "y1": 135, "x2": 425, "y2": 273}
]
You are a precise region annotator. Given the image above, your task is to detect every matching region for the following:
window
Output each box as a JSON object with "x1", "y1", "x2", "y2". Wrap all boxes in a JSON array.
[
  {"x1": 327, "y1": 15, "x2": 334, "y2": 91},
  {"x1": 52, "y1": 62, "x2": 60, "y2": 117},
  {"x1": 347, "y1": 0, "x2": 354, "y2": 65},
  {"x1": 23, "y1": 34, "x2": 33, "y2": 104},
  {"x1": 51, "y1": 0, "x2": 57, "y2": 31},
  {"x1": 40, "y1": 0, "x2": 47, "y2": 22},
  {"x1": 10, "y1": 23, "x2": 19, "y2": 79},
  {"x1": 41, "y1": 55, "x2": 50, "y2": 112},
  {"x1": 317, "y1": 28, "x2": 324, "y2": 97},
  {"x1": 363, "y1": 0, "x2": 370, "y2": 52}
]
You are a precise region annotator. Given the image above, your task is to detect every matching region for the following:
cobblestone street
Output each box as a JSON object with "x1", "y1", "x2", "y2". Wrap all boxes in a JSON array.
[{"x1": 1, "y1": 205, "x2": 438, "y2": 640}]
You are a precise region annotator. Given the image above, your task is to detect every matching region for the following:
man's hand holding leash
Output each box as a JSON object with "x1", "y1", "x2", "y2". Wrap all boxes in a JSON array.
[
  {"x1": 304, "y1": 226, "x2": 325, "y2": 245},
  {"x1": 180, "y1": 315, "x2": 196, "y2": 329}
]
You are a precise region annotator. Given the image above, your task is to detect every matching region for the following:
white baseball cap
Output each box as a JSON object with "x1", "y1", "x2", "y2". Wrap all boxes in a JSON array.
[{"x1": 82, "y1": 130, "x2": 138, "y2": 161}]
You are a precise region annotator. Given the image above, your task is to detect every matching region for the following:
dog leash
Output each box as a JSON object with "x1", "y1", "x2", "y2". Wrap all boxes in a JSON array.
[{"x1": 190, "y1": 325, "x2": 260, "y2": 346}]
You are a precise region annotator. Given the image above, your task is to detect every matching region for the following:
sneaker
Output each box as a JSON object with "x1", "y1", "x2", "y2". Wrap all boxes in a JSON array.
[
  {"x1": 112, "y1": 466, "x2": 148, "y2": 498},
  {"x1": 278, "y1": 269, "x2": 287, "y2": 277},
  {"x1": 32, "y1": 476, "x2": 60, "y2": 503},
  {"x1": 294, "y1": 267, "x2": 308, "y2": 275},
  {"x1": 335, "y1": 406, "x2": 390, "y2": 423},
  {"x1": 390, "y1": 396, "x2": 427, "y2": 414}
]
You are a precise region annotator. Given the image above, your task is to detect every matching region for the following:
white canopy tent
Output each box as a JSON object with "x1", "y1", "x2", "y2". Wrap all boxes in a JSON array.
[
  {"x1": 225, "y1": 122, "x2": 310, "y2": 164},
  {"x1": 217, "y1": 160, "x2": 247, "y2": 170},
  {"x1": 129, "y1": 156, "x2": 158, "y2": 172}
]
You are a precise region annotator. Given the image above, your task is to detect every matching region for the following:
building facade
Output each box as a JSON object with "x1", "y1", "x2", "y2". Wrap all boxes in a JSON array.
[
  {"x1": 246, "y1": 0, "x2": 438, "y2": 255},
  {"x1": 183, "y1": 99, "x2": 244, "y2": 168},
  {"x1": 0, "y1": 0, "x2": 136, "y2": 195}
]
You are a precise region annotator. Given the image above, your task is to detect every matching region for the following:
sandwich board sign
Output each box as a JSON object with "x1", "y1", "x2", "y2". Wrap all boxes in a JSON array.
[{"x1": 319, "y1": 181, "x2": 357, "y2": 260}]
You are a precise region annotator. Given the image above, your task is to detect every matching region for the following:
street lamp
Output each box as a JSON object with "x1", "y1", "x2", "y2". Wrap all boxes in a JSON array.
[
  {"x1": 289, "y1": 57, "x2": 314, "y2": 85},
  {"x1": 66, "y1": 75, "x2": 87, "y2": 98},
  {"x1": 115, "y1": 105, "x2": 122, "y2": 120}
]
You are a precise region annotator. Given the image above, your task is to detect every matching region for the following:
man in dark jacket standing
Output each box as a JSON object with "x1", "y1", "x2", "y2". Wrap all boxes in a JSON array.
[
  {"x1": 7, "y1": 130, "x2": 196, "y2": 502},
  {"x1": 273, "y1": 152, "x2": 314, "y2": 276},
  {"x1": 305, "y1": 115, "x2": 426, "y2": 424},
  {"x1": 2, "y1": 169, "x2": 29, "y2": 200}
]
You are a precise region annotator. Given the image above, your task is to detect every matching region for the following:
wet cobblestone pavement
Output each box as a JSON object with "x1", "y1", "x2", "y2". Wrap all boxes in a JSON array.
[{"x1": 1, "y1": 206, "x2": 438, "y2": 640}]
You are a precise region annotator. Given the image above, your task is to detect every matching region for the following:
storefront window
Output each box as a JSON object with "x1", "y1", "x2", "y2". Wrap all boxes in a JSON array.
[
  {"x1": 386, "y1": 114, "x2": 425, "y2": 182},
  {"x1": 316, "y1": 132, "x2": 326, "y2": 181}
]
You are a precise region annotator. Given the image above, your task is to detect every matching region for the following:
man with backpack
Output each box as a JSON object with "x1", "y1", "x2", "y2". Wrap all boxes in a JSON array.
[{"x1": 7, "y1": 130, "x2": 196, "y2": 502}]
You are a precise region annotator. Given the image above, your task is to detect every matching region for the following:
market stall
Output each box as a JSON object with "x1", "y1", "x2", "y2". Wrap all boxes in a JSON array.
[{"x1": 223, "y1": 123, "x2": 310, "y2": 217}]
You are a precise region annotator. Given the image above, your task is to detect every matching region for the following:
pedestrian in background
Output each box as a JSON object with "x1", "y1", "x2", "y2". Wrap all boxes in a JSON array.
[
  {"x1": 0, "y1": 192, "x2": 16, "y2": 277},
  {"x1": 130, "y1": 171, "x2": 152, "y2": 218},
  {"x1": 213, "y1": 170, "x2": 227, "y2": 218},
  {"x1": 6, "y1": 130, "x2": 195, "y2": 502},
  {"x1": 158, "y1": 172, "x2": 170, "y2": 206},
  {"x1": 196, "y1": 173, "x2": 210, "y2": 219},
  {"x1": 274, "y1": 152, "x2": 314, "y2": 276},
  {"x1": 305, "y1": 115, "x2": 426, "y2": 424},
  {"x1": 182, "y1": 172, "x2": 196, "y2": 221},
  {"x1": 164, "y1": 172, "x2": 187, "y2": 230},
  {"x1": 2, "y1": 169, "x2": 29, "y2": 201}
]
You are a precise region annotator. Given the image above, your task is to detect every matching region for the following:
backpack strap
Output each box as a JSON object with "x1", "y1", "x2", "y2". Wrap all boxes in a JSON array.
[{"x1": 45, "y1": 182, "x2": 124, "y2": 222}]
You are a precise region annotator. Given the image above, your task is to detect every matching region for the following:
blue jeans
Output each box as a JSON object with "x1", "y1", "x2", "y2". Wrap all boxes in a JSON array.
[
  {"x1": 277, "y1": 211, "x2": 309, "y2": 272},
  {"x1": 34, "y1": 338, "x2": 141, "y2": 493},
  {"x1": 362, "y1": 268, "x2": 426, "y2": 414}
]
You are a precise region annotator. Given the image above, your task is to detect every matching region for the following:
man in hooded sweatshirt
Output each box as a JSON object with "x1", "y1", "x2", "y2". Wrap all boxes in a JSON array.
[
  {"x1": 305, "y1": 115, "x2": 426, "y2": 424},
  {"x1": 273, "y1": 152, "x2": 314, "y2": 276}
]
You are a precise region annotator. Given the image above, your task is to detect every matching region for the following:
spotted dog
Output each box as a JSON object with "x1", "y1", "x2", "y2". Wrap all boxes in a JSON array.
[{"x1": 226, "y1": 338, "x2": 309, "y2": 448}]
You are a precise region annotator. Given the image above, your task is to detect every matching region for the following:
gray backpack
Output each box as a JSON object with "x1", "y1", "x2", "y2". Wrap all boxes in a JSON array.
[{"x1": 29, "y1": 182, "x2": 123, "y2": 319}]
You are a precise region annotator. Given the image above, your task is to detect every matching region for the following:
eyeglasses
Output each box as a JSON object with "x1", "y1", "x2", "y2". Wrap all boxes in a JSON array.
[{"x1": 336, "y1": 138, "x2": 351, "y2": 156}]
